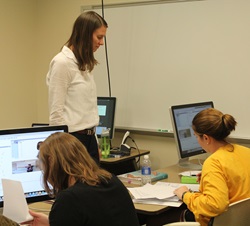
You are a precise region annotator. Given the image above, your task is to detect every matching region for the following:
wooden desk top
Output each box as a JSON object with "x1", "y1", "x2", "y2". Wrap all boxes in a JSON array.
[
  {"x1": 28, "y1": 200, "x2": 52, "y2": 215},
  {"x1": 131, "y1": 163, "x2": 183, "y2": 215},
  {"x1": 27, "y1": 161, "x2": 199, "y2": 217},
  {"x1": 100, "y1": 149, "x2": 150, "y2": 164},
  {"x1": 133, "y1": 161, "x2": 202, "y2": 215}
]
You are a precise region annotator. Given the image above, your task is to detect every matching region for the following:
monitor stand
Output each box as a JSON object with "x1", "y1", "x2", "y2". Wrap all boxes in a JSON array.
[{"x1": 178, "y1": 158, "x2": 202, "y2": 170}]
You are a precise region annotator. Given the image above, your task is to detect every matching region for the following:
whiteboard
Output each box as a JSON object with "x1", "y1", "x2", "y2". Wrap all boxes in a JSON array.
[{"x1": 92, "y1": 0, "x2": 250, "y2": 138}]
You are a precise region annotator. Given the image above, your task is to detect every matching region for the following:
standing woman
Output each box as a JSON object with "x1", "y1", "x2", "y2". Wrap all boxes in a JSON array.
[
  {"x1": 46, "y1": 11, "x2": 108, "y2": 163},
  {"x1": 174, "y1": 108, "x2": 250, "y2": 226}
]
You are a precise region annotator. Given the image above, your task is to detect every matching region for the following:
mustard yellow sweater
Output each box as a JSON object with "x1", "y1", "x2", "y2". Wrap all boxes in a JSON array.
[{"x1": 183, "y1": 144, "x2": 250, "y2": 226}]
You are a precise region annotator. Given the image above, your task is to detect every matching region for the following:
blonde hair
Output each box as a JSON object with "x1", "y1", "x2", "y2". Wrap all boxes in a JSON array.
[
  {"x1": 38, "y1": 132, "x2": 111, "y2": 196},
  {"x1": 192, "y1": 108, "x2": 237, "y2": 140}
]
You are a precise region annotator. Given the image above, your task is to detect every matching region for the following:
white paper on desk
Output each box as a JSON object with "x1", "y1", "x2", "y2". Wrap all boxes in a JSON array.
[
  {"x1": 133, "y1": 197, "x2": 182, "y2": 207},
  {"x1": 128, "y1": 182, "x2": 200, "y2": 207},
  {"x1": 128, "y1": 182, "x2": 177, "y2": 200},
  {"x1": 179, "y1": 170, "x2": 201, "y2": 176},
  {"x1": 128, "y1": 181, "x2": 195, "y2": 200},
  {"x1": 156, "y1": 181, "x2": 200, "y2": 192},
  {"x1": 2, "y1": 179, "x2": 33, "y2": 223},
  {"x1": 152, "y1": 181, "x2": 200, "y2": 194}
]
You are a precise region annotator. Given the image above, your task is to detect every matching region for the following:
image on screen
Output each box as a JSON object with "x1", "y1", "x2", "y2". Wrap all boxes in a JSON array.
[
  {"x1": 96, "y1": 97, "x2": 116, "y2": 139},
  {"x1": 0, "y1": 125, "x2": 68, "y2": 207}
]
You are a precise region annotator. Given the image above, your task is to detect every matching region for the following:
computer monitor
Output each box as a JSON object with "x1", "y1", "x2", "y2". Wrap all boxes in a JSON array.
[
  {"x1": 169, "y1": 101, "x2": 214, "y2": 170},
  {"x1": 96, "y1": 97, "x2": 116, "y2": 139},
  {"x1": 0, "y1": 125, "x2": 68, "y2": 207},
  {"x1": 31, "y1": 123, "x2": 49, "y2": 127}
]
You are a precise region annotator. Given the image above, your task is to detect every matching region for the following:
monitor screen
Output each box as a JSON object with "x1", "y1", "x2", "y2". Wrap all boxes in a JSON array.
[
  {"x1": 169, "y1": 101, "x2": 214, "y2": 169},
  {"x1": 96, "y1": 97, "x2": 116, "y2": 139},
  {"x1": 0, "y1": 125, "x2": 68, "y2": 207}
]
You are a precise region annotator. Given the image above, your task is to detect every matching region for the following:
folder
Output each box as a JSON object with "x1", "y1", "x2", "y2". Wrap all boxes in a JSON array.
[
  {"x1": 181, "y1": 176, "x2": 199, "y2": 184},
  {"x1": 118, "y1": 170, "x2": 168, "y2": 185}
]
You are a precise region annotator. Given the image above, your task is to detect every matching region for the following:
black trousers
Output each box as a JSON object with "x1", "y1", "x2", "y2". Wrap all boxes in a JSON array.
[
  {"x1": 70, "y1": 132, "x2": 100, "y2": 164},
  {"x1": 181, "y1": 207, "x2": 196, "y2": 222},
  {"x1": 137, "y1": 203, "x2": 187, "y2": 226}
]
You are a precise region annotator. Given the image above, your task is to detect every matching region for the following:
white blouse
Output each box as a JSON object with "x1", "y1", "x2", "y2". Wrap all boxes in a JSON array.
[{"x1": 46, "y1": 46, "x2": 99, "y2": 133}]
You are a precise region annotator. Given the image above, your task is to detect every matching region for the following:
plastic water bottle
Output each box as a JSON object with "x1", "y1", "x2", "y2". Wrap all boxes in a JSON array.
[
  {"x1": 101, "y1": 129, "x2": 110, "y2": 158},
  {"x1": 141, "y1": 155, "x2": 152, "y2": 185}
]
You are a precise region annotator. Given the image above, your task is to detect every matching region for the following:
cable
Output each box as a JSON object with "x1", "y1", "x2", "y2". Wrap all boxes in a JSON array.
[
  {"x1": 101, "y1": 0, "x2": 112, "y2": 97},
  {"x1": 128, "y1": 136, "x2": 141, "y2": 168},
  {"x1": 198, "y1": 158, "x2": 203, "y2": 167}
]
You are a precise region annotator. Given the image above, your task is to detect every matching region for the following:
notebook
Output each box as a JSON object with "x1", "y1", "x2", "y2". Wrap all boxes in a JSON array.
[{"x1": 118, "y1": 170, "x2": 168, "y2": 185}]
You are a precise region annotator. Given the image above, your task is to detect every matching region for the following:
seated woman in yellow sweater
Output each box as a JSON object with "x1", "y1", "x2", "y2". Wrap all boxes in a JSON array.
[{"x1": 174, "y1": 108, "x2": 250, "y2": 226}]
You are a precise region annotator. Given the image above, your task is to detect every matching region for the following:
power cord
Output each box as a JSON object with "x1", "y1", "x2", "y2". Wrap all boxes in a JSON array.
[
  {"x1": 101, "y1": 0, "x2": 112, "y2": 97},
  {"x1": 198, "y1": 158, "x2": 203, "y2": 167},
  {"x1": 128, "y1": 136, "x2": 141, "y2": 168}
]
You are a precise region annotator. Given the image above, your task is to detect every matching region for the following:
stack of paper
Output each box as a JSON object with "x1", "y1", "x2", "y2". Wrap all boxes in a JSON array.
[
  {"x1": 179, "y1": 170, "x2": 201, "y2": 176},
  {"x1": 128, "y1": 182, "x2": 199, "y2": 207}
]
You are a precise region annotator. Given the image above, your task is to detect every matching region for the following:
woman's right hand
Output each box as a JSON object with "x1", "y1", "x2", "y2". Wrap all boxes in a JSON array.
[
  {"x1": 196, "y1": 172, "x2": 202, "y2": 183},
  {"x1": 21, "y1": 210, "x2": 49, "y2": 226}
]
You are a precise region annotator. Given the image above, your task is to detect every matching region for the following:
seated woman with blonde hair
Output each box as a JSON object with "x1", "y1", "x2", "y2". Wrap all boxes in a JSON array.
[{"x1": 23, "y1": 132, "x2": 140, "y2": 226}]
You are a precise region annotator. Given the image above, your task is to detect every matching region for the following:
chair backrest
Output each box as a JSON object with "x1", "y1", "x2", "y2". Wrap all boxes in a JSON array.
[
  {"x1": 211, "y1": 197, "x2": 250, "y2": 226},
  {"x1": 163, "y1": 222, "x2": 200, "y2": 226}
]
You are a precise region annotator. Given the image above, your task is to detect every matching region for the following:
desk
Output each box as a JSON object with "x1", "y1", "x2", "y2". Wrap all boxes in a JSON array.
[
  {"x1": 28, "y1": 200, "x2": 52, "y2": 215},
  {"x1": 134, "y1": 161, "x2": 201, "y2": 226},
  {"x1": 100, "y1": 149, "x2": 150, "y2": 175},
  {"x1": 25, "y1": 161, "x2": 196, "y2": 226}
]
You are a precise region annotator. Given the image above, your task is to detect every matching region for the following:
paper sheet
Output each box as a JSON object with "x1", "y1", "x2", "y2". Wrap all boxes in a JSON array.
[
  {"x1": 128, "y1": 182, "x2": 200, "y2": 207},
  {"x1": 179, "y1": 170, "x2": 201, "y2": 176},
  {"x1": 2, "y1": 179, "x2": 33, "y2": 223},
  {"x1": 133, "y1": 198, "x2": 183, "y2": 207},
  {"x1": 128, "y1": 182, "x2": 176, "y2": 199}
]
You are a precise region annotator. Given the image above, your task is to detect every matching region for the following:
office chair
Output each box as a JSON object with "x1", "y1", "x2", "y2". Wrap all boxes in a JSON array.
[
  {"x1": 164, "y1": 197, "x2": 250, "y2": 226},
  {"x1": 209, "y1": 197, "x2": 250, "y2": 226},
  {"x1": 163, "y1": 223, "x2": 200, "y2": 226}
]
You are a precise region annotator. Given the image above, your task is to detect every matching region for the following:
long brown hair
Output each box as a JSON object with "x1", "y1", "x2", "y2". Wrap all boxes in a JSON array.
[
  {"x1": 38, "y1": 132, "x2": 111, "y2": 197},
  {"x1": 66, "y1": 11, "x2": 108, "y2": 72},
  {"x1": 192, "y1": 108, "x2": 237, "y2": 141}
]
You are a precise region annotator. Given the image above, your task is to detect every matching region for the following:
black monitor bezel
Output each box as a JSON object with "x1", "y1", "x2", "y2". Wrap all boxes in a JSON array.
[
  {"x1": 0, "y1": 125, "x2": 68, "y2": 207},
  {"x1": 97, "y1": 97, "x2": 116, "y2": 139},
  {"x1": 170, "y1": 101, "x2": 214, "y2": 160},
  {"x1": 31, "y1": 123, "x2": 49, "y2": 127}
]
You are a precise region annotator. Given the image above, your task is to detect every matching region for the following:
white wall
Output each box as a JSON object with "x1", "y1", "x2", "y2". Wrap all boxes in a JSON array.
[
  {"x1": 34, "y1": 0, "x2": 184, "y2": 169},
  {"x1": 0, "y1": 0, "x2": 249, "y2": 170},
  {"x1": 93, "y1": 1, "x2": 250, "y2": 138},
  {"x1": 0, "y1": 0, "x2": 37, "y2": 129}
]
